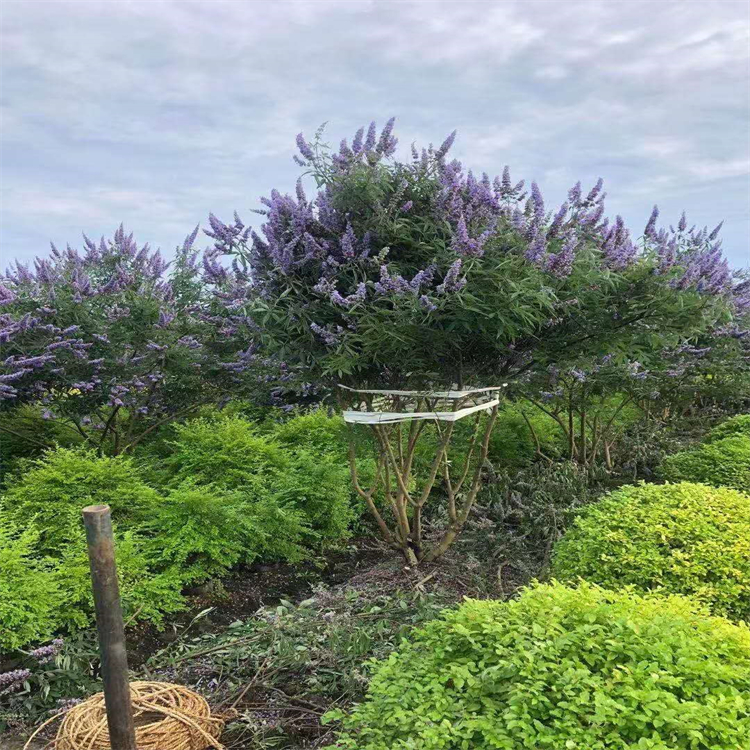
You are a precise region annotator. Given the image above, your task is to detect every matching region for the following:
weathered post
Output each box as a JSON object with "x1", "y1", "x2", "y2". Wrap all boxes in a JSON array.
[{"x1": 82, "y1": 504, "x2": 137, "y2": 750}]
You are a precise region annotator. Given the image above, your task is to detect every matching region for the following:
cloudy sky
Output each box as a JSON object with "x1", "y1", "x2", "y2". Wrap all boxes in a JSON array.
[{"x1": 1, "y1": 0, "x2": 749, "y2": 268}]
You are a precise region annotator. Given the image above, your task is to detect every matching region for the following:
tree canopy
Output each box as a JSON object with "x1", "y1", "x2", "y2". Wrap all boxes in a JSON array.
[{"x1": 202, "y1": 118, "x2": 747, "y2": 391}]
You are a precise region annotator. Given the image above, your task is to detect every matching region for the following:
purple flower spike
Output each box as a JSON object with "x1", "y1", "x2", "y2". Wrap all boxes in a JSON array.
[
  {"x1": 296, "y1": 133, "x2": 315, "y2": 161},
  {"x1": 435, "y1": 130, "x2": 457, "y2": 160},
  {"x1": 644, "y1": 205, "x2": 659, "y2": 238},
  {"x1": 364, "y1": 122, "x2": 377, "y2": 152}
]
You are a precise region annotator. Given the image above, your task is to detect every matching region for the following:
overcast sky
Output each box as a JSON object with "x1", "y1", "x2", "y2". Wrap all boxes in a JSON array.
[{"x1": 1, "y1": 0, "x2": 749, "y2": 269}]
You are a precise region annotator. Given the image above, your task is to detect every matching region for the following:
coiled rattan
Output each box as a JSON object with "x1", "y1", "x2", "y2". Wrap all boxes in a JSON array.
[{"x1": 24, "y1": 681, "x2": 225, "y2": 750}]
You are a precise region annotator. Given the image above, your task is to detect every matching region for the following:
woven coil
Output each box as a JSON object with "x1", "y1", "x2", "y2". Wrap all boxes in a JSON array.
[{"x1": 25, "y1": 681, "x2": 225, "y2": 750}]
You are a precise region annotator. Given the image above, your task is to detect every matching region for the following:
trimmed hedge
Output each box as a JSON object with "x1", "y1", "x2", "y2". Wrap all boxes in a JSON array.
[
  {"x1": 706, "y1": 413, "x2": 750, "y2": 443},
  {"x1": 551, "y1": 481, "x2": 750, "y2": 619},
  {"x1": 660, "y1": 435, "x2": 750, "y2": 492},
  {"x1": 325, "y1": 582, "x2": 750, "y2": 749}
]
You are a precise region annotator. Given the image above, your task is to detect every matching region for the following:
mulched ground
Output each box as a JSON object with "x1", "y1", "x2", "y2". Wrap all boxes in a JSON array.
[
  {"x1": 126, "y1": 542, "x2": 385, "y2": 668},
  {"x1": 9, "y1": 539, "x2": 525, "y2": 749}
]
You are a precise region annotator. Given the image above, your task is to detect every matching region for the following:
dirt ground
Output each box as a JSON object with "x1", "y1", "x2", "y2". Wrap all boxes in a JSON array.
[{"x1": 1, "y1": 737, "x2": 43, "y2": 749}]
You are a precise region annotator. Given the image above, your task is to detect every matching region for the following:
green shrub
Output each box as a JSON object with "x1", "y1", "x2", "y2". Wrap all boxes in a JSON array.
[
  {"x1": 660, "y1": 435, "x2": 750, "y2": 492},
  {"x1": 271, "y1": 410, "x2": 377, "y2": 538},
  {"x1": 0, "y1": 447, "x2": 187, "y2": 642},
  {"x1": 140, "y1": 483, "x2": 309, "y2": 583},
  {"x1": 164, "y1": 415, "x2": 287, "y2": 493},
  {"x1": 326, "y1": 582, "x2": 750, "y2": 750},
  {"x1": 706, "y1": 413, "x2": 750, "y2": 443},
  {"x1": 271, "y1": 408, "x2": 347, "y2": 454},
  {"x1": 0, "y1": 519, "x2": 63, "y2": 651},
  {"x1": 164, "y1": 415, "x2": 290, "y2": 497},
  {"x1": 55, "y1": 528, "x2": 186, "y2": 630},
  {"x1": 0, "y1": 447, "x2": 159, "y2": 553},
  {"x1": 164, "y1": 414, "x2": 355, "y2": 544},
  {"x1": 274, "y1": 451, "x2": 354, "y2": 542},
  {"x1": 551, "y1": 482, "x2": 750, "y2": 619}
]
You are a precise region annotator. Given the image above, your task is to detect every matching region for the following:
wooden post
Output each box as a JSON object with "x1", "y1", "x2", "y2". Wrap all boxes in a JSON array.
[{"x1": 82, "y1": 504, "x2": 137, "y2": 750}]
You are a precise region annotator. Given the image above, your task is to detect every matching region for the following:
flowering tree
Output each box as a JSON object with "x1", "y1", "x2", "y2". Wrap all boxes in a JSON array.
[
  {"x1": 205, "y1": 120, "x2": 742, "y2": 388},
  {"x1": 0, "y1": 227, "x2": 257, "y2": 455},
  {"x1": 202, "y1": 117, "x2": 745, "y2": 562}
]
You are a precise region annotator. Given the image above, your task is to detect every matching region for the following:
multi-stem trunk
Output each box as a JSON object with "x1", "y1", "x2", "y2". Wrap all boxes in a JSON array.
[{"x1": 346, "y1": 404, "x2": 499, "y2": 565}]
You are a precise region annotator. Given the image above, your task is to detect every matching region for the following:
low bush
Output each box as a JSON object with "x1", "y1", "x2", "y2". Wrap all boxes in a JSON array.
[
  {"x1": 140, "y1": 483, "x2": 309, "y2": 583},
  {"x1": 325, "y1": 582, "x2": 750, "y2": 749},
  {"x1": 706, "y1": 413, "x2": 750, "y2": 443},
  {"x1": 0, "y1": 448, "x2": 185, "y2": 643},
  {"x1": 54, "y1": 529, "x2": 186, "y2": 630},
  {"x1": 274, "y1": 452, "x2": 355, "y2": 542},
  {"x1": 0, "y1": 512, "x2": 185, "y2": 648},
  {"x1": 551, "y1": 481, "x2": 750, "y2": 619},
  {"x1": 463, "y1": 461, "x2": 609, "y2": 573},
  {"x1": 0, "y1": 520, "x2": 63, "y2": 651},
  {"x1": 0, "y1": 430, "x2": 344, "y2": 651},
  {"x1": 163, "y1": 415, "x2": 286, "y2": 493},
  {"x1": 660, "y1": 435, "x2": 750, "y2": 492},
  {"x1": 0, "y1": 447, "x2": 159, "y2": 553},
  {"x1": 271, "y1": 408, "x2": 347, "y2": 454},
  {"x1": 164, "y1": 414, "x2": 356, "y2": 543}
]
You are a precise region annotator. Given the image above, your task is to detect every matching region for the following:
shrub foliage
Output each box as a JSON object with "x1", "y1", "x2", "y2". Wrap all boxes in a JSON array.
[
  {"x1": 660, "y1": 435, "x2": 750, "y2": 492},
  {"x1": 0, "y1": 520, "x2": 63, "y2": 651},
  {"x1": 706, "y1": 413, "x2": 750, "y2": 443},
  {"x1": 163, "y1": 413, "x2": 355, "y2": 543},
  {"x1": 1, "y1": 447, "x2": 159, "y2": 552},
  {"x1": 326, "y1": 582, "x2": 750, "y2": 749},
  {"x1": 552, "y1": 481, "x2": 750, "y2": 619}
]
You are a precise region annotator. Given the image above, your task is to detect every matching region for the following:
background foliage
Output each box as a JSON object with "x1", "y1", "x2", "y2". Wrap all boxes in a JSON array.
[{"x1": 552, "y1": 481, "x2": 750, "y2": 620}]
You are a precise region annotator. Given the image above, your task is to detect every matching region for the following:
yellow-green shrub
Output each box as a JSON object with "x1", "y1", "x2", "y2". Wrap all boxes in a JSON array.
[
  {"x1": 0, "y1": 447, "x2": 159, "y2": 553},
  {"x1": 164, "y1": 414, "x2": 355, "y2": 543},
  {"x1": 325, "y1": 582, "x2": 750, "y2": 749},
  {"x1": 551, "y1": 481, "x2": 750, "y2": 619},
  {"x1": 706, "y1": 413, "x2": 750, "y2": 443},
  {"x1": 660, "y1": 435, "x2": 750, "y2": 492},
  {"x1": 0, "y1": 519, "x2": 63, "y2": 651},
  {"x1": 54, "y1": 528, "x2": 186, "y2": 630},
  {"x1": 139, "y1": 483, "x2": 309, "y2": 583}
]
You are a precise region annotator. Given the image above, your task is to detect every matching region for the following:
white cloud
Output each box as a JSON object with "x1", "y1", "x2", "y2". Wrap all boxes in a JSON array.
[
  {"x1": 535, "y1": 65, "x2": 569, "y2": 80},
  {"x1": 0, "y1": 0, "x2": 748, "y2": 268}
]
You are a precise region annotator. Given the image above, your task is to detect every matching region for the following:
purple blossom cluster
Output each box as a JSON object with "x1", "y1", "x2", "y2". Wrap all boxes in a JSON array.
[
  {"x1": 644, "y1": 207, "x2": 733, "y2": 296},
  {"x1": 0, "y1": 668, "x2": 31, "y2": 695},
  {"x1": 300, "y1": 117, "x2": 399, "y2": 173},
  {"x1": 0, "y1": 225, "x2": 244, "y2": 451},
  {"x1": 28, "y1": 638, "x2": 64, "y2": 664},
  {"x1": 436, "y1": 259, "x2": 467, "y2": 294},
  {"x1": 310, "y1": 322, "x2": 344, "y2": 347}
]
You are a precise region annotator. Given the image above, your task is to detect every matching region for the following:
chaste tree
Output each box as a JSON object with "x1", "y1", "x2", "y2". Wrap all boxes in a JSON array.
[
  {"x1": 0, "y1": 227, "x2": 266, "y2": 455},
  {"x1": 201, "y1": 117, "x2": 747, "y2": 563}
]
